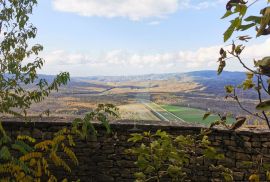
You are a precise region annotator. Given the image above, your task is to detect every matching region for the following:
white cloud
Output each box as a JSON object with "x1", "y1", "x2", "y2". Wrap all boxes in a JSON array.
[
  {"x1": 52, "y1": 0, "x2": 225, "y2": 21},
  {"x1": 44, "y1": 50, "x2": 93, "y2": 65},
  {"x1": 52, "y1": 0, "x2": 179, "y2": 21},
  {"x1": 244, "y1": 38, "x2": 270, "y2": 59},
  {"x1": 42, "y1": 38, "x2": 270, "y2": 76}
]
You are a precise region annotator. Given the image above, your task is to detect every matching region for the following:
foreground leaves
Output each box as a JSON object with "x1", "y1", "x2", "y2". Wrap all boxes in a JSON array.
[
  {"x1": 0, "y1": 0, "x2": 71, "y2": 119},
  {"x1": 127, "y1": 130, "x2": 233, "y2": 181},
  {"x1": 0, "y1": 103, "x2": 118, "y2": 181}
]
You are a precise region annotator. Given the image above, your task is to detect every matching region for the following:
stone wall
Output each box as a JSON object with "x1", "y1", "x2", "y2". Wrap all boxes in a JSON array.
[{"x1": 2, "y1": 120, "x2": 270, "y2": 182}]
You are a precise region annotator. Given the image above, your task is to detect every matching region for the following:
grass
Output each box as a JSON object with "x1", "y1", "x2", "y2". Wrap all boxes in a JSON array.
[
  {"x1": 144, "y1": 102, "x2": 184, "y2": 122},
  {"x1": 161, "y1": 105, "x2": 236, "y2": 126}
]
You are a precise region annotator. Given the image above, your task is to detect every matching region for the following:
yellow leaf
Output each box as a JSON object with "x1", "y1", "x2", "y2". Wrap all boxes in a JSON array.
[
  {"x1": 29, "y1": 158, "x2": 36, "y2": 166},
  {"x1": 267, "y1": 171, "x2": 270, "y2": 180},
  {"x1": 19, "y1": 152, "x2": 42, "y2": 161},
  {"x1": 34, "y1": 140, "x2": 53, "y2": 151},
  {"x1": 17, "y1": 135, "x2": 36, "y2": 143},
  {"x1": 61, "y1": 143, "x2": 78, "y2": 165},
  {"x1": 249, "y1": 174, "x2": 259, "y2": 182}
]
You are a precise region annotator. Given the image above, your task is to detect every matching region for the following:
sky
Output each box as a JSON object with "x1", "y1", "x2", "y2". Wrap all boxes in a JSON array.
[{"x1": 30, "y1": 0, "x2": 270, "y2": 77}]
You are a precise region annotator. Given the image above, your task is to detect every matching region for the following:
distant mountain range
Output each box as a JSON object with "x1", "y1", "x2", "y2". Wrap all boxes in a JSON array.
[
  {"x1": 185, "y1": 71, "x2": 246, "y2": 95},
  {"x1": 36, "y1": 70, "x2": 246, "y2": 89},
  {"x1": 74, "y1": 70, "x2": 244, "y2": 82},
  {"x1": 1, "y1": 70, "x2": 251, "y2": 84},
  {"x1": 72, "y1": 70, "x2": 265, "y2": 99},
  {"x1": 24, "y1": 70, "x2": 264, "y2": 99}
]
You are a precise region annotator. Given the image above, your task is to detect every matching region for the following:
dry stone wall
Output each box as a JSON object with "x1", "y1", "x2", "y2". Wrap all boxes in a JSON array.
[{"x1": 2, "y1": 120, "x2": 270, "y2": 182}]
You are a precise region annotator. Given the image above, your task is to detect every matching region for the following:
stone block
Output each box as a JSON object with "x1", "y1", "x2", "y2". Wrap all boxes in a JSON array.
[
  {"x1": 235, "y1": 153, "x2": 251, "y2": 160},
  {"x1": 117, "y1": 160, "x2": 135, "y2": 168},
  {"x1": 97, "y1": 160, "x2": 114, "y2": 168},
  {"x1": 252, "y1": 142, "x2": 262, "y2": 147},
  {"x1": 262, "y1": 142, "x2": 270, "y2": 148},
  {"x1": 233, "y1": 172, "x2": 244, "y2": 181},
  {"x1": 95, "y1": 174, "x2": 114, "y2": 182},
  {"x1": 236, "y1": 161, "x2": 252, "y2": 169}
]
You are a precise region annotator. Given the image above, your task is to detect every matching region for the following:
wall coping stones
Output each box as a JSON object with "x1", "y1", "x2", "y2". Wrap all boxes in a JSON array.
[{"x1": 1, "y1": 118, "x2": 270, "y2": 135}]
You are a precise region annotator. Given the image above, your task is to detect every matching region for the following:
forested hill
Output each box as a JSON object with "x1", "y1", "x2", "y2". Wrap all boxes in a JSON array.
[
  {"x1": 74, "y1": 70, "x2": 245, "y2": 82},
  {"x1": 26, "y1": 71, "x2": 263, "y2": 99}
]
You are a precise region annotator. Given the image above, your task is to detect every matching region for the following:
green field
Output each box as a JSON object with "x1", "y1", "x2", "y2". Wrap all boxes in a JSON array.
[
  {"x1": 143, "y1": 101, "x2": 185, "y2": 122},
  {"x1": 161, "y1": 105, "x2": 236, "y2": 126}
]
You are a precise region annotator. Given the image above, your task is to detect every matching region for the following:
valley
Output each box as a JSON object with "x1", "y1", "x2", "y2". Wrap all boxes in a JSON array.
[{"x1": 26, "y1": 70, "x2": 261, "y2": 126}]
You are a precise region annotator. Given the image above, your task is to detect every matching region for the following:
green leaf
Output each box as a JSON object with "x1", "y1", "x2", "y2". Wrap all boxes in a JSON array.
[
  {"x1": 255, "y1": 56, "x2": 270, "y2": 67},
  {"x1": 155, "y1": 130, "x2": 168, "y2": 138},
  {"x1": 246, "y1": 72, "x2": 254, "y2": 79},
  {"x1": 267, "y1": 79, "x2": 270, "y2": 94},
  {"x1": 12, "y1": 140, "x2": 34, "y2": 154},
  {"x1": 128, "y1": 133, "x2": 144, "y2": 143},
  {"x1": 223, "y1": 18, "x2": 241, "y2": 42},
  {"x1": 145, "y1": 165, "x2": 155, "y2": 173},
  {"x1": 241, "y1": 79, "x2": 255, "y2": 90},
  {"x1": 0, "y1": 146, "x2": 11, "y2": 160},
  {"x1": 224, "y1": 24, "x2": 235, "y2": 42},
  {"x1": 244, "y1": 16, "x2": 261, "y2": 23},
  {"x1": 225, "y1": 85, "x2": 234, "y2": 93},
  {"x1": 167, "y1": 165, "x2": 181, "y2": 176},
  {"x1": 267, "y1": 171, "x2": 270, "y2": 181},
  {"x1": 203, "y1": 146, "x2": 224, "y2": 160},
  {"x1": 217, "y1": 60, "x2": 226, "y2": 75},
  {"x1": 235, "y1": 4, "x2": 247, "y2": 16},
  {"x1": 221, "y1": 10, "x2": 234, "y2": 19},
  {"x1": 257, "y1": 8, "x2": 270, "y2": 37},
  {"x1": 241, "y1": 161, "x2": 253, "y2": 167},
  {"x1": 136, "y1": 155, "x2": 148, "y2": 168},
  {"x1": 237, "y1": 23, "x2": 256, "y2": 31},
  {"x1": 256, "y1": 100, "x2": 270, "y2": 111},
  {"x1": 201, "y1": 135, "x2": 210, "y2": 146},
  {"x1": 203, "y1": 147, "x2": 217, "y2": 159},
  {"x1": 97, "y1": 113, "x2": 111, "y2": 134},
  {"x1": 215, "y1": 153, "x2": 225, "y2": 160},
  {"x1": 254, "y1": 57, "x2": 270, "y2": 76},
  {"x1": 249, "y1": 174, "x2": 260, "y2": 182},
  {"x1": 203, "y1": 112, "x2": 211, "y2": 120},
  {"x1": 263, "y1": 163, "x2": 270, "y2": 170},
  {"x1": 175, "y1": 135, "x2": 192, "y2": 145},
  {"x1": 223, "y1": 172, "x2": 233, "y2": 182},
  {"x1": 134, "y1": 172, "x2": 146, "y2": 179}
]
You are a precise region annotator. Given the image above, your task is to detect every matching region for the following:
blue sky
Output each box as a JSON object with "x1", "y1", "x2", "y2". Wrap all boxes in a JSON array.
[{"x1": 31, "y1": 0, "x2": 269, "y2": 76}]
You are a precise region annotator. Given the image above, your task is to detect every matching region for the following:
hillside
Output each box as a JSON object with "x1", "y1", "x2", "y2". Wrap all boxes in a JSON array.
[
  {"x1": 26, "y1": 70, "x2": 259, "y2": 121},
  {"x1": 67, "y1": 70, "x2": 247, "y2": 96}
]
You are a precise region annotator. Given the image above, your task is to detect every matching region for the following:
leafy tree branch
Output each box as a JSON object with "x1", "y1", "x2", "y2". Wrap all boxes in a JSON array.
[{"x1": 219, "y1": 0, "x2": 270, "y2": 128}]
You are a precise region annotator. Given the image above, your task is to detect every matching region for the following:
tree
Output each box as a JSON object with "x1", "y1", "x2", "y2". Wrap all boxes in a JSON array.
[
  {"x1": 218, "y1": 0, "x2": 270, "y2": 128},
  {"x1": 0, "y1": 0, "x2": 69, "y2": 118},
  {"x1": 218, "y1": 2, "x2": 270, "y2": 180},
  {"x1": 128, "y1": 1, "x2": 270, "y2": 181},
  {"x1": 0, "y1": 1, "x2": 118, "y2": 181}
]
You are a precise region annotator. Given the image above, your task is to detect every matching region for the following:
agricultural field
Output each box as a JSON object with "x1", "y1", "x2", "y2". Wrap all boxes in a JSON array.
[
  {"x1": 118, "y1": 103, "x2": 160, "y2": 121},
  {"x1": 161, "y1": 105, "x2": 236, "y2": 126},
  {"x1": 141, "y1": 101, "x2": 185, "y2": 123},
  {"x1": 20, "y1": 70, "x2": 261, "y2": 127}
]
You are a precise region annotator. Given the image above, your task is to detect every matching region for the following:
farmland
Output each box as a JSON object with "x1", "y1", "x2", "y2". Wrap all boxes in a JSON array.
[
  {"x1": 120, "y1": 100, "x2": 237, "y2": 126},
  {"x1": 20, "y1": 70, "x2": 260, "y2": 126},
  {"x1": 161, "y1": 105, "x2": 236, "y2": 125}
]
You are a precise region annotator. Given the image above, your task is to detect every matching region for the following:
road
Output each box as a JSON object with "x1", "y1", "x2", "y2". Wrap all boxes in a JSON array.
[{"x1": 139, "y1": 99, "x2": 186, "y2": 123}]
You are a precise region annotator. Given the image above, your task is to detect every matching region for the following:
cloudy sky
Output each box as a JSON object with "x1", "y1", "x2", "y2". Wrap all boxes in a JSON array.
[{"x1": 31, "y1": 0, "x2": 269, "y2": 76}]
